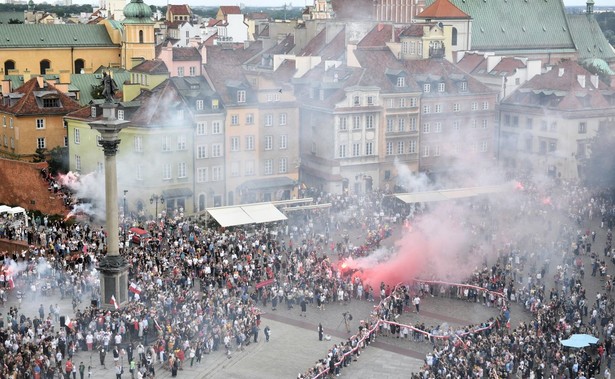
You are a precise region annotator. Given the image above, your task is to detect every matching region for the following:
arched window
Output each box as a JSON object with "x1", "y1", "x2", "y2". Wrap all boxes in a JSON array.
[
  {"x1": 74, "y1": 59, "x2": 85, "y2": 74},
  {"x1": 452, "y1": 27, "x2": 458, "y2": 46},
  {"x1": 4, "y1": 60, "x2": 15, "y2": 74},
  {"x1": 139, "y1": 30, "x2": 144, "y2": 43},
  {"x1": 39, "y1": 59, "x2": 51, "y2": 75}
]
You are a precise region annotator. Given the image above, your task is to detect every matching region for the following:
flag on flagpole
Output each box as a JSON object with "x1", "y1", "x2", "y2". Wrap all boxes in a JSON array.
[
  {"x1": 154, "y1": 319, "x2": 162, "y2": 332},
  {"x1": 110, "y1": 294, "x2": 119, "y2": 310},
  {"x1": 129, "y1": 282, "x2": 142, "y2": 295}
]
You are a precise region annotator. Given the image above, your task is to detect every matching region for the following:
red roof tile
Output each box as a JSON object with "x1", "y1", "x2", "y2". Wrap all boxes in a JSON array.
[
  {"x1": 358, "y1": 24, "x2": 394, "y2": 48},
  {"x1": 0, "y1": 78, "x2": 81, "y2": 116},
  {"x1": 219, "y1": 6, "x2": 241, "y2": 15},
  {"x1": 455, "y1": 52, "x2": 486, "y2": 74},
  {"x1": 417, "y1": 0, "x2": 470, "y2": 19},
  {"x1": 131, "y1": 59, "x2": 169, "y2": 74},
  {"x1": 172, "y1": 47, "x2": 201, "y2": 61},
  {"x1": 168, "y1": 4, "x2": 191, "y2": 15},
  {"x1": 491, "y1": 57, "x2": 526, "y2": 76}
]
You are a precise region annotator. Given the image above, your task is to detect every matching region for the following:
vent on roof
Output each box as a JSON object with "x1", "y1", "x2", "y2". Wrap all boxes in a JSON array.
[
  {"x1": 542, "y1": 26, "x2": 546, "y2": 31},
  {"x1": 522, "y1": 27, "x2": 526, "y2": 32}
]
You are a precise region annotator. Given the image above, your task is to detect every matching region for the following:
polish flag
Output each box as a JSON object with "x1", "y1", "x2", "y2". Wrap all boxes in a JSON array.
[
  {"x1": 110, "y1": 295, "x2": 119, "y2": 310},
  {"x1": 64, "y1": 316, "x2": 75, "y2": 330},
  {"x1": 129, "y1": 282, "x2": 142, "y2": 295}
]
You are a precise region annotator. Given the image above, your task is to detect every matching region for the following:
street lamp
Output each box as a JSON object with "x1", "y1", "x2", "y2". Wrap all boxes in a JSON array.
[
  {"x1": 150, "y1": 194, "x2": 164, "y2": 217},
  {"x1": 123, "y1": 190, "x2": 128, "y2": 235}
]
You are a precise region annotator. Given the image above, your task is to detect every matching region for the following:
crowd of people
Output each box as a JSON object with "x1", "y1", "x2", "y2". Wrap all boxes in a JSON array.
[{"x1": 0, "y1": 178, "x2": 614, "y2": 379}]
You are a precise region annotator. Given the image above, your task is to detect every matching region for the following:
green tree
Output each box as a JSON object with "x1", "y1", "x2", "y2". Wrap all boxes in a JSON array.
[
  {"x1": 582, "y1": 120, "x2": 615, "y2": 189},
  {"x1": 33, "y1": 147, "x2": 46, "y2": 163},
  {"x1": 47, "y1": 146, "x2": 68, "y2": 175},
  {"x1": 8, "y1": 18, "x2": 23, "y2": 24}
]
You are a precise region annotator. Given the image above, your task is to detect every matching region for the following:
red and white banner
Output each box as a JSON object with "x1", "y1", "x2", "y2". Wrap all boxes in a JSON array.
[
  {"x1": 255, "y1": 278, "x2": 275, "y2": 289},
  {"x1": 110, "y1": 295, "x2": 119, "y2": 310},
  {"x1": 129, "y1": 282, "x2": 142, "y2": 295}
]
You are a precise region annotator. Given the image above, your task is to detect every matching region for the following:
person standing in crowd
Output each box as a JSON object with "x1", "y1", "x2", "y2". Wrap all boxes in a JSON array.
[
  {"x1": 115, "y1": 364, "x2": 123, "y2": 379},
  {"x1": 318, "y1": 323, "x2": 324, "y2": 341},
  {"x1": 413, "y1": 295, "x2": 421, "y2": 313},
  {"x1": 99, "y1": 346, "x2": 106, "y2": 368},
  {"x1": 264, "y1": 326, "x2": 271, "y2": 342},
  {"x1": 78, "y1": 362, "x2": 85, "y2": 379}
]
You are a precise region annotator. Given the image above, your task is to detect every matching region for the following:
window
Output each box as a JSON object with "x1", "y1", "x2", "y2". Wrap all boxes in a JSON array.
[
  {"x1": 423, "y1": 105, "x2": 431, "y2": 114},
  {"x1": 3, "y1": 136, "x2": 6, "y2": 147},
  {"x1": 410, "y1": 41, "x2": 416, "y2": 54},
  {"x1": 471, "y1": 120, "x2": 477, "y2": 128},
  {"x1": 245, "y1": 160, "x2": 255, "y2": 176},
  {"x1": 549, "y1": 140, "x2": 557, "y2": 152},
  {"x1": 134, "y1": 136, "x2": 143, "y2": 152},
  {"x1": 409, "y1": 98, "x2": 417, "y2": 107},
  {"x1": 482, "y1": 120, "x2": 488, "y2": 129},
  {"x1": 278, "y1": 157, "x2": 287, "y2": 173},
  {"x1": 197, "y1": 145, "x2": 208, "y2": 159},
  {"x1": 8, "y1": 118, "x2": 12, "y2": 128},
  {"x1": 422, "y1": 123, "x2": 430, "y2": 133},
  {"x1": 211, "y1": 143, "x2": 222, "y2": 157},
  {"x1": 353, "y1": 116, "x2": 361, "y2": 130},
  {"x1": 237, "y1": 90, "x2": 246, "y2": 103},
  {"x1": 75, "y1": 155, "x2": 81, "y2": 171},
  {"x1": 339, "y1": 117, "x2": 348, "y2": 130},
  {"x1": 267, "y1": 94, "x2": 273, "y2": 102},
  {"x1": 482, "y1": 101, "x2": 489, "y2": 110},
  {"x1": 162, "y1": 136, "x2": 171, "y2": 151},
  {"x1": 2, "y1": 116, "x2": 6, "y2": 127},
  {"x1": 230, "y1": 161, "x2": 240, "y2": 177},
  {"x1": 512, "y1": 116, "x2": 519, "y2": 128},
  {"x1": 196, "y1": 100, "x2": 204, "y2": 110},
  {"x1": 212, "y1": 99, "x2": 219, "y2": 109},
  {"x1": 212, "y1": 166, "x2": 223, "y2": 181},
  {"x1": 64, "y1": 136, "x2": 68, "y2": 147},
  {"x1": 189, "y1": 66, "x2": 196, "y2": 76},
  {"x1": 408, "y1": 140, "x2": 417, "y2": 153},
  {"x1": 163, "y1": 164, "x2": 171, "y2": 179},
  {"x1": 367, "y1": 96, "x2": 374, "y2": 105},
  {"x1": 177, "y1": 67, "x2": 184, "y2": 77},
  {"x1": 339, "y1": 145, "x2": 347, "y2": 158},
  {"x1": 74, "y1": 129, "x2": 80, "y2": 144},
  {"x1": 212, "y1": 122, "x2": 222, "y2": 134},
  {"x1": 400, "y1": 98, "x2": 407, "y2": 108},
  {"x1": 453, "y1": 103, "x2": 461, "y2": 112},
  {"x1": 197, "y1": 167, "x2": 209, "y2": 182},
  {"x1": 578, "y1": 122, "x2": 587, "y2": 134},
  {"x1": 434, "y1": 145, "x2": 441, "y2": 157},
  {"x1": 397, "y1": 141, "x2": 404, "y2": 154},
  {"x1": 136, "y1": 165, "x2": 143, "y2": 180},
  {"x1": 504, "y1": 115, "x2": 510, "y2": 126},
  {"x1": 471, "y1": 102, "x2": 478, "y2": 111},
  {"x1": 386, "y1": 142, "x2": 393, "y2": 155},
  {"x1": 197, "y1": 122, "x2": 206, "y2": 135},
  {"x1": 365, "y1": 142, "x2": 374, "y2": 155},
  {"x1": 265, "y1": 114, "x2": 273, "y2": 126},
  {"x1": 434, "y1": 122, "x2": 442, "y2": 133},
  {"x1": 177, "y1": 162, "x2": 187, "y2": 178},
  {"x1": 481, "y1": 141, "x2": 488, "y2": 152},
  {"x1": 230, "y1": 136, "x2": 240, "y2": 152},
  {"x1": 352, "y1": 143, "x2": 361, "y2": 156},
  {"x1": 422, "y1": 145, "x2": 430, "y2": 157},
  {"x1": 409, "y1": 117, "x2": 417, "y2": 131},
  {"x1": 231, "y1": 115, "x2": 239, "y2": 125},
  {"x1": 353, "y1": 96, "x2": 360, "y2": 106},
  {"x1": 177, "y1": 135, "x2": 187, "y2": 150},
  {"x1": 397, "y1": 77, "x2": 405, "y2": 87},
  {"x1": 246, "y1": 113, "x2": 254, "y2": 125},
  {"x1": 423, "y1": 83, "x2": 431, "y2": 93},
  {"x1": 245, "y1": 135, "x2": 254, "y2": 150},
  {"x1": 117, "y1": 110, "x2": 124, "y2": 120},
  {"x1": 460, "y1": 82, "x2": 468, "y2": 92},
  {"x1": 264, "y1": 135, "x2": 273, "y2": 150},
  {"x1": 540, "y1": 121, "x2": 548, "y2": 131},
  {"x1": 366, "y1": 115, "x2": 374, "y2": 129},
  {"x1": 279, "y1": 113, "x2": 287, "y2": 126},
  {"x1": 264, "y1": 159, "x2": 273, "y2": 175},
  {"x1": 386, "y1": 118, "x2": 394, "y2": 132},
  {"x1": 398, "y1": 118, "x2": 405, "y2": 132},
  {"x1": 42, "y1": 98, "x2": 59, "y2": 108},
  {"x1": 453, "y1": 120, "x2": 460, "y2": 131},
  {"x1": 279, "y1": 135, "x2": 287, "y2": 149},
  {"x1": 36, "y1": 118, "x2": 45, "y2": 129},
  {"x1": 435, "y1": 104, "x2": 442, "y2": 113},
  {"x1": 438, "y1": 83, "x2": 445, "y2": 92}
]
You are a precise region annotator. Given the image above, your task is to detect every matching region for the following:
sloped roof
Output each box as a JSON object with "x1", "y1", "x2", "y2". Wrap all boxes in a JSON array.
[
  {"x1": 491, "y1": 57, "x2": 526, "y2": 76},
  {"x1": 168, "y1": 4, "x2": 191, "y2": 15},
  {"x1": 358, "y1": 24, "x2": 395, "y2": 48},
  {"x1": 399, "y1": 23, "x2": 427, "y2": 38},
  {"x1": 299, "y1": 27, "x2": 346, "y2": 61},
  {"x1": 456, "y1": 52, "x2": 486, "y2": 74},
  {"x1": 132, "y1": 59, "x2": 169, "y2": 74},
  {"x1": 129, "y1": 80, "x2": 184, "y2": 126},
  {"x1": 425, "y1": 0, "x2": 575, "y2": 52},
  {"x1": 264, "y1": 34, "x2": 295, "y2": 55},
  {"x1": 567, "y1": 14, "x2": 615, "y2": 63},
  {"x1": 418, "y1": 0, "x2": 470, "y2": 20},
  {"x1": 69, "y1": 69, "x2": 131, "y2": 106},
  {"x1": 219, "y1": 6, "x2": 241, "y2": 15},
  {"x1": 0, "y1": 24, "x2": 118, "y2": 48},
  {"x1": 0, "y1": 159, "x2": 67, "y2": 216},
  {"x1": 0, "y1": 11, "x2": 24, "y2": 24},
  {"x1": 172, "y1": 47, "x2": 202, "y2": 61},
  {"x1": 0, "y1": 78, "x2": 81, "y2": 116}
]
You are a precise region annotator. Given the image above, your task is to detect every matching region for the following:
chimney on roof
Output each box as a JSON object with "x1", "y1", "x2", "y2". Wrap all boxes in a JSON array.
[
  {"x1": 23, "y1": 69, "x2": 32, "y2": 82},
  {"x1": 59, "y1": 70, "x2": 70, "y2": 85},
  {"x1": 36, "y1": 76, "x2": 44, "y2": 89},
  {"x1": 201, "y1": 44, "x2": 207, "y2": 65},
  {"x1": 590, "y1": 74, "x2": 599, "y2": 89},
  {"x1": 558, "y1": 67, "x2": 564, "y2": 77},
  {"x1": 577, "y1": 74, "x2": 586, "y2": 88}
]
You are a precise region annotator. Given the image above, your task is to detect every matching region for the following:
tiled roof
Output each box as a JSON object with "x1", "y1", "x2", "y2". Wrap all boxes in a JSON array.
[
  {"x1": 129, "y1": 80, "x2": 183, "y2": 126},
  {"x1": 299, "y1": 27, "x2": 345, "y2": 61},
  {"x1": 425, "y1": 0, "x2": 575, "y2": 52},
  {"x1": 264, "y1": 34, "x2": 295, "y2": 55},
  {"x1": 418, "y1": 0, "x2": 470, "y2": 19},
  {"x1": 491, "y1": 57, "x2": 526, "y2": 76},
  {"x1": 0, "y1": 159, "x2": 67, "y2": 216},
  {"x1": 0, "y1": 78, "x2": 81, "y2": 116},
  {"x1": 399, "y1": 24, "x2": 427, "y2": 38},
  {"x1": 172, "y1": 47, "x2": 202, "y2": 61},
  {"x1": 357, "y1": 24, "x2": 395, "y2": 48},
  {"x1": 257, "y1": 24, "x2": 270, "y2": 38},
  {"x1": 219, "y1": 6, "x2": 241, "y2": 15},
  {"x1": 0, "y1": 24, "x2": 118, "y2": 48},
  {"x1": 131, "y1": 59, "x2": 169, "y2": 74},
  {"x1": 455, "y1": 52, "x2": 485, "y2": 74},
  {"x1": 503, "y1": 60, "x2": 611, "y2": 110},
  {"x1": 567, "y1": 14, "x2": 615, "y2": 63},
  {"x1": 168, "y1": 4, "x2": 191, "y2": 15}
]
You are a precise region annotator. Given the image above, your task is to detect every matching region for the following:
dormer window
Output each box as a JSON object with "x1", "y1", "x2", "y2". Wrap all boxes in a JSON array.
[
  {"x1": 397, "y1": 77, "x2": 405, "y2": 87},
  {"x1": 91, "y1": 106, "x2": 97, "y2": 118},
  {"x1": 117, "y1": 110, "x2": 124, "y2": 121},
  {"x1": 212, "y1": 99, "x2": 219, "y2": 109},
  {"x1": 353, "y1": 96, "x2": 360, "y2": 106},
  {"x1": 196, "y1": 100, "x2": 204, "y2": 110},
  {"x1": 43, "y1": 97, "x2": 60, "y2": 108},
  {"x1": 237, "y1": 90, "x2": 246, "y2": 103},
  {"x1": 460, "y1": 81, "x2": 468, "y2": 92},
  {"x1": 423, "y1": 83, "x2": 431, "y2": 93},
  {"x1": 438, "y1": 83, "x2": 445, "y2": 92}
]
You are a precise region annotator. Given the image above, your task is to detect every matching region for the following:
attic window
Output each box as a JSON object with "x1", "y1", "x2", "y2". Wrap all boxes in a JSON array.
[
  {"x1": 460, "y1": 81, "x2": 468, "y2": 92},
  {"x1": 212, "y1": 99, "x2": 219, "y2": 109},
  {"x1": 423, "y1": 83, "x2": 431, "y2": 93},
  {"x1": 438, "y1": 83, "x2": 445, "y2": 92},
  {"x1": 397, "y1": 77, "x2": 405, "y2": 87},
  {"x1": 43, "y1": 97, "x2": 60, "y2": 108}
]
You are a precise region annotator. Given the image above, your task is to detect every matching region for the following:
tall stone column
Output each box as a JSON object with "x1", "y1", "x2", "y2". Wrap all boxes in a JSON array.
[{"x1": 89, "y1": 103, "x2": 129, "y2": 310}]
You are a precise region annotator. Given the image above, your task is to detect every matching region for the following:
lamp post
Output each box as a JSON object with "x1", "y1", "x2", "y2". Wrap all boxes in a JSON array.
[
  {"x1": 150, "y1": 194, "x2": 164, "y2": 218},
  {"x1": 123, "y1": 190, "x2": 128, "y2": 235}
]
